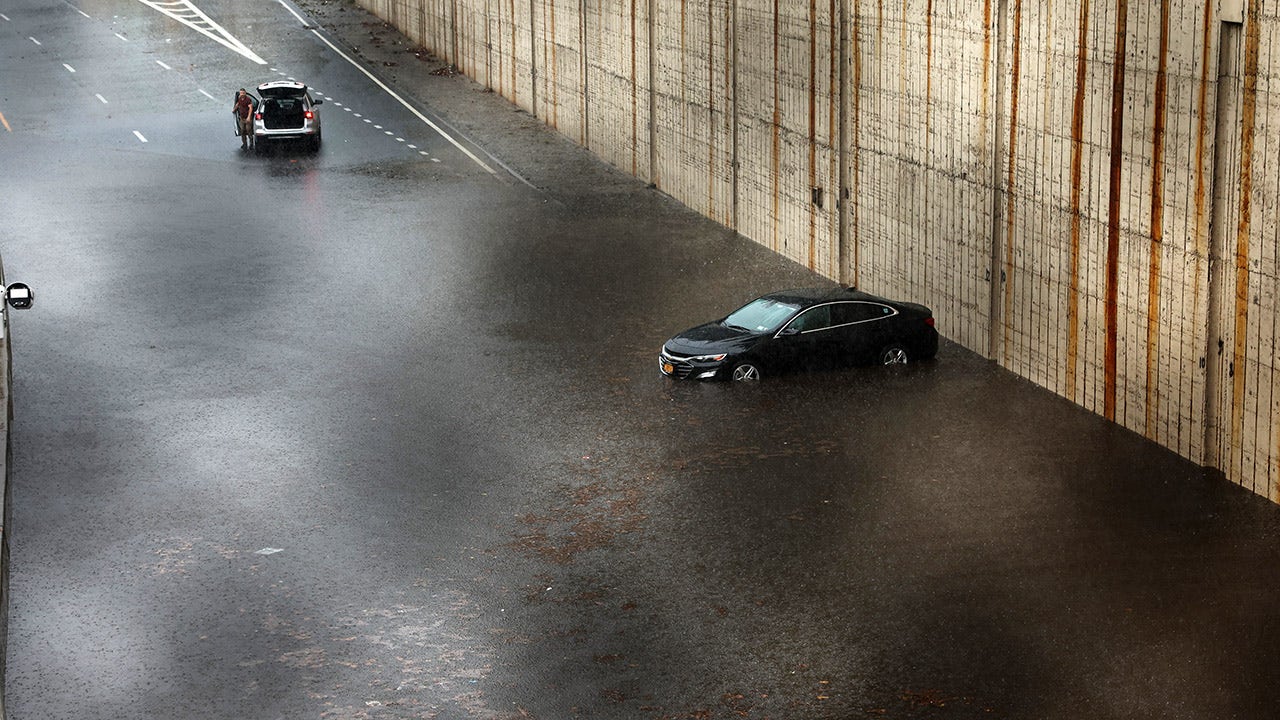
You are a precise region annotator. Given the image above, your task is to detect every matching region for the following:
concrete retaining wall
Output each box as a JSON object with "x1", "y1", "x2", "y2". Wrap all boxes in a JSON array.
[{"x1": 355, "y1": 0, "x2": 1280, "y2": 502}]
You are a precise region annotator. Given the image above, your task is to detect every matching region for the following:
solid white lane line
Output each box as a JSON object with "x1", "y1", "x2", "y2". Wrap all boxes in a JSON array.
[
  {"x1": 96, "y1": 94, "x2": 108, "y2": 104},
  {"x1": 198, "y1": 88, "x2": 216, "y2": 101},
  {"x1": 156, "y1": 60, "x2": 172, "y2": 70},
  {"x1": 133, "y1": 131, "x2": 148, "y2": 143},
  {"x1": 289, "y1": 11, "x2": 496, "y2": 175},
  {"x1": 63, "y1": 63, "x2": 75, "y2": 73}
]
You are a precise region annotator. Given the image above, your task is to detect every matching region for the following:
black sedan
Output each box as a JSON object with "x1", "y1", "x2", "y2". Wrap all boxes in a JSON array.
[{"x1": 659, "y1": 287, "x2": 938, "y2": 381}]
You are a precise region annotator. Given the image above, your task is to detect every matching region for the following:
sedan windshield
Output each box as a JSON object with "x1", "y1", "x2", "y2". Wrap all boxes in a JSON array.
[{"x1": 724, "y1": 298, "x2": 801, "y2": 333}]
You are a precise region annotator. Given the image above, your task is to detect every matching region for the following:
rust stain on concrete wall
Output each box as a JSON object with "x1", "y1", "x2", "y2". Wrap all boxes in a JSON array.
[
  {"x1": 1066, "y1": 0, "x2": 1089, "y2": 402},
  {"x1": 1103, "y1": 0, "x2": 1128, "y2": 422},
  {"x1": 1233, "y1": 2, "x2": 1261, "y2": 482},
  {"x1": 1001, "y1": 0, "x2": 1023, "y2": 363},
  {"x1": 1144, "y1": 0, "x2": 1171, "y2": 440}
]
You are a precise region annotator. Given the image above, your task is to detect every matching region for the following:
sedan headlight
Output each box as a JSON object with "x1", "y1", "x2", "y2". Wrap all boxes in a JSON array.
[{"x1": 690, "y1": 353, "x2": 727, "y2": 363}]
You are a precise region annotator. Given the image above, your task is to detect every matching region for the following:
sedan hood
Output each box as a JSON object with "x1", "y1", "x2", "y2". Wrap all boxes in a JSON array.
[{"x1": 664, "y1": 321, "x2": 762, "y2": 355}]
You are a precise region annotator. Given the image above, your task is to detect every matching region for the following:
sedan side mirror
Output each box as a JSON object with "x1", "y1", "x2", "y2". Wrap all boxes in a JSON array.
[
  {"x1": 312, "y1": 98, "x2": 323, "y2": 105},
  {"x1": 777, "y1": 326, "x2": 800, "y2": 337},
  {"x1": 5, "y1": 282, "x2": 34, "y2": 310}
]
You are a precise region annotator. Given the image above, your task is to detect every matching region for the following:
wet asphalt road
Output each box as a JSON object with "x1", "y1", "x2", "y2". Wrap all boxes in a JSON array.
[{"x1": 5, "y1": 0, "x2": 1280, "y2": 718}]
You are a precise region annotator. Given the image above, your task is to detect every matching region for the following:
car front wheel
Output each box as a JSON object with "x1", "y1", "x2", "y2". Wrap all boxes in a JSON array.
[
  {"x1": 879, "y1": 345, "x2": 909, "y2": 365},
  {"x1": 731, "y1": 362, "x2": 762, "y2": 382}
]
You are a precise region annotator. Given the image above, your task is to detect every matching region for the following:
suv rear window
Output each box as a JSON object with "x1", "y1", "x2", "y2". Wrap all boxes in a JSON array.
[{"x1": 260, "y1": 86, "x2": 307, "y2": 99}]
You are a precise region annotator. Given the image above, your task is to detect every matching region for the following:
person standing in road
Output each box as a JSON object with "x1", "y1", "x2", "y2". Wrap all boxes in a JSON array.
[{"x1": 233, "y1": 88, "x2": 254, "y2": 149}]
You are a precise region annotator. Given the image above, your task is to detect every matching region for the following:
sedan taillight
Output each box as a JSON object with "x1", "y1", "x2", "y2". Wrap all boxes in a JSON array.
[{"x1": 925, "y1": 317, "x2": 935, "y2": 327}]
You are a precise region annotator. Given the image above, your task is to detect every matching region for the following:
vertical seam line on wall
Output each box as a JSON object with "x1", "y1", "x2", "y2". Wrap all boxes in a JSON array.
[
  {"x1": 630, "y1": 0, "x2": 638, "y2": 175},
  {"x1": 1145, "y1": 0, "x2": 1171, "y2": 441},
  {"x1": 1066, "y1": 0, "x2": 1090, "y2": 404},
  {"x1": 580, "y1": 0, "x2": 587, "y2": 146},
  {"x1": 1192, "y1": 0, "x2": 1215, "y2": 466},
  {"x1": 808, "y1": 0, "x2": 819, "y2": 269},
  {"x1": 530, "y1": 0, "x2": 538, "y2": 116},
  {"x1": 648, "y1": 0, "x2": 656, "y2": 183},
  {"x1": 550, "y1": 0, "x2": 559, "y2": 129},
  {"x1": 924, "y1": 0, "x2": 933, "y2": 300},
  {"x1": 771, "y1": 0, "x2": 781, "y2": 253},
  {"x1": 731, "y1": 0, "x2": 739, "y2": 232},
  {"x1": 999, "y1": 0, "x2": 1023, "y2": 364},
  {"x1": 840, "y1": 0, "x2": 854, "y2": 286},
  {"x1": 827, "y1": 0, "x2": 837, "y2": 277},
  {"x1": 707, "y1": 0, "x2": 716, "y2": 221},
  {"x1": 984, "y1": 0, "x2": 1001, "y2": 359}
]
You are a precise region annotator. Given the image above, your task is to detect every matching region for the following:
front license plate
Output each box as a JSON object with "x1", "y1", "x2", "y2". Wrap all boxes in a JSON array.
[{"x1": 662, "y1": 362, "x2": 675, "y2": 375}]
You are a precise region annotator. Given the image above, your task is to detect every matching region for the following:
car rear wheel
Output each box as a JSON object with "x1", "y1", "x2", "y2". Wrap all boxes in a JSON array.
[
  {"x1": 731, "y1": 363, "x2": 762, "y2": 382},
  {"x1": 879, "y1": 345, "x2": 909, "y2": 365}
]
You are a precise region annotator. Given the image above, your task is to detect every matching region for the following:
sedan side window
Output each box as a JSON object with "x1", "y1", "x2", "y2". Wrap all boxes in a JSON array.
[
  {"x1": 787, "y1": 305, "x2": 832, "y2": 333},
  {"x1": 832, "y1": 302, "x2": 894, "y2": 325}
]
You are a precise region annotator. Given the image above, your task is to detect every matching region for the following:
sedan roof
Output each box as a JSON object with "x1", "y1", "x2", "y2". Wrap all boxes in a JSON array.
[{"x1": 762, "y1": 286, "x2": 878, "y2": 305}]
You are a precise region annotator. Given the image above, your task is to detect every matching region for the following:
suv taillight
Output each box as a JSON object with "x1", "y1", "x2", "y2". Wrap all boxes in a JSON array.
[
  {"x1": 925, "y1": 317, "x2": 935, "y2": 327},
  {"x1": 254, "y1": 112, "x2": 262, "y2": 120},
  {"x1": 304, "y1": 110, "x2": 314, "y2": 120}
]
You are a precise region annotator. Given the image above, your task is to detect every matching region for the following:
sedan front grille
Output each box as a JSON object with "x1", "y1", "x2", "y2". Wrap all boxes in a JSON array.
[{"x1": 659, "y1": 355, "x2": 694, "y2": 379}]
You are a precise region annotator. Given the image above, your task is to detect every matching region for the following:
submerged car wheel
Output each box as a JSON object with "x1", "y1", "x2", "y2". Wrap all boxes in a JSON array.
[
  {"x1": 880, "y1": 345, "x2": 909, "y2": 365},
  {"x1": 731, "y1": 363, "x2": 762, "y2": 382}
]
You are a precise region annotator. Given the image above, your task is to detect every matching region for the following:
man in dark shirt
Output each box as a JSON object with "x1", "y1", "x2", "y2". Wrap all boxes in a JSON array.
[{"x1": 233, "y1": 89, "x2": 254, "y2": 149}]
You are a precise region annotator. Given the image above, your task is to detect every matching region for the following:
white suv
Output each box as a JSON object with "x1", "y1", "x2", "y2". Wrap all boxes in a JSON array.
[{"x1": 253, "y1": 81, "x2": 323, "y2": 152}]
